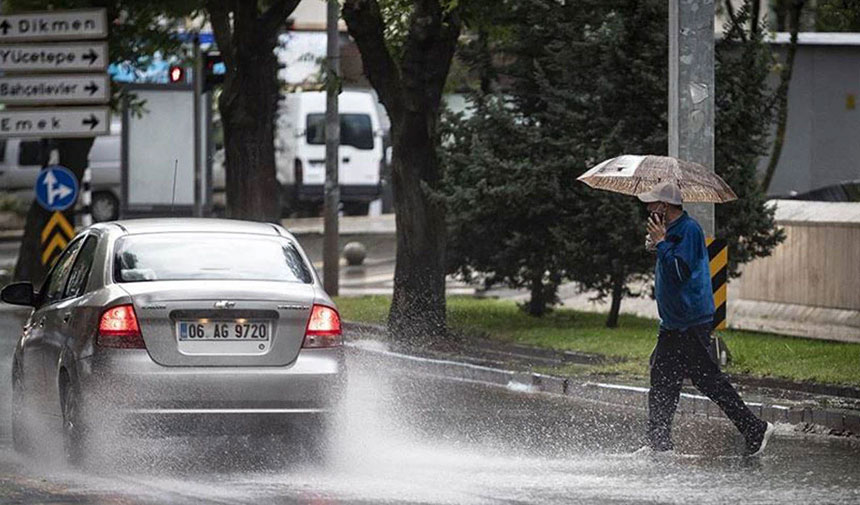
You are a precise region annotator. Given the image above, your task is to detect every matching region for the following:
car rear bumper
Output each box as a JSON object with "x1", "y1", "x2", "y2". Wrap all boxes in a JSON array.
[{"x1": 75, "y1": 347, "x2": 345, "y2": 431}]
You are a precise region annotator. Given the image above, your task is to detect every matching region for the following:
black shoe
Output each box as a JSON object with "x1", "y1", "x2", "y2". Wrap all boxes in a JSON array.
[{"x1": 746, "y1": 422, "x2": 775, "y2": 457}]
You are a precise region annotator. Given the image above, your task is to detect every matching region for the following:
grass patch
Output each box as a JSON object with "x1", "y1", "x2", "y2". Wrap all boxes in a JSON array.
[{"x1": 335, "y1": 295, "x2": 860, "y2": 387}]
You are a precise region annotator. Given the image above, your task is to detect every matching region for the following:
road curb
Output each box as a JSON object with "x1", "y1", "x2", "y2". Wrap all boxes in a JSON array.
[{"x1": 344, "y1": 337, "x2": 860, "y2": 438}]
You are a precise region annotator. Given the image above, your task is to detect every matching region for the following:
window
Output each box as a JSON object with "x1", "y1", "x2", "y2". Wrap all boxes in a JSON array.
[
  {"x1": 64, "y1": 237, "x2": 98, "y2": 299},
  {"x1": 306, "y1": 113, "x2": 374, "y2": 150},
  {"x1": 41, "y1": 239, "x2": 84, "y2": 305},
  {"x1": 18, "y1": 140, "x2": 45, "y2": 166},
  {"x1": 0, "y1": 139, "x2": 7, "y2": 162},
  {"x1": 114, "y1": 233, "x2": 313, "y2": 284}
]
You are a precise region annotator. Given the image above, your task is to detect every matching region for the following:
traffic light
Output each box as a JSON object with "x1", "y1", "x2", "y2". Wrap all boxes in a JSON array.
[
  {"x1": 168, "y1": 65, "x2": 185, "y2": 84},
  {"x1": 204, "y1": 52, "x2": 225, "y2": 91}
]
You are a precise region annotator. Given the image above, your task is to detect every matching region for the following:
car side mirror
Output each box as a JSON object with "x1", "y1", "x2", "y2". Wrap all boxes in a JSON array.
[{"x1": 1, "y1": 282, "x2": 36, "y2": 307}]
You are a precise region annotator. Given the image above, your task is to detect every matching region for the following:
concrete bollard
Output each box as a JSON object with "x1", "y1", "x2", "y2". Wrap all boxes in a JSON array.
[{"x1": 343, "y1": 241, "x2": 367, "y2": 266}]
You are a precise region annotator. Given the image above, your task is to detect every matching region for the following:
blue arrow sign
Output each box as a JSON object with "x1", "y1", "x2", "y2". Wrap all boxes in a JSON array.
[{"x1": 35, "y1": 165, "x2": 78, "y2": 211}]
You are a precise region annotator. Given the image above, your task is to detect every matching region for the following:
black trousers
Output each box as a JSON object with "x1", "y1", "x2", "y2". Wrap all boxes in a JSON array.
[{"x1": 647, "y1": 322, "x2": 765, "y2": 451}]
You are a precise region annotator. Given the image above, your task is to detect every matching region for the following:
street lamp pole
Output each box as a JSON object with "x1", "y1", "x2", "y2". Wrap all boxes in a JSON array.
[
  {"x1": 323, "y1": 0, "x2": 341, "y2": 296},
  {"x1": 669, "y1": 0, "x2": 715, "y2": 236}
]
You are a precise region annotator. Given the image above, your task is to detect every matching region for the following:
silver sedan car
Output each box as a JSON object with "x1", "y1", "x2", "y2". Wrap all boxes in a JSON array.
[{"x1": 2, "y1": 218, "x2": 344, "y2": 463}]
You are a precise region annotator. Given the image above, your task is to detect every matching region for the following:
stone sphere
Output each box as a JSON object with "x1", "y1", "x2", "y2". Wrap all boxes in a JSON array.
[{"x1": 343, "y1": 241, "x2": 367, "y2": 266}]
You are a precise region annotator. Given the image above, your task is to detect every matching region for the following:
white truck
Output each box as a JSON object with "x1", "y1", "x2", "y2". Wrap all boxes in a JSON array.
[{"x1": 213, "y1": 89, "x2": 386, "y2": 216}]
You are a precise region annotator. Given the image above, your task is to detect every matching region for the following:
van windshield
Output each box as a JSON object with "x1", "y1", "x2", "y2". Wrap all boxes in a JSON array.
[{"x1": 306, "y1": 113, "x2": 374, "y2": 150}]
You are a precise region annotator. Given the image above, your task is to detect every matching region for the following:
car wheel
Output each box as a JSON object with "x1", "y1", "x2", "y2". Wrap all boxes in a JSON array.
[
  {"x1": 61, "y1": 379, "x2": 87, "y2": 466},
  {"x1": 11, "y1": 362, "x2": 30, "y2": 455},
  {"x1": 91, "y1": 192, "x2": 119, "y2": 222}
]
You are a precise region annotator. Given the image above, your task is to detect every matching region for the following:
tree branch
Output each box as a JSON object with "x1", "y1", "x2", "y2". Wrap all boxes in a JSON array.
[
  {"x1": 205, "y1": 0, "x2": 235, "y2": 69},
  {"x1": 400, "y1": 0, "x2": 461, "y2": 113},
  {"x1": 723, "y1": 0, "x2": 747, "y2": 42},
  {"x1": 260, "y1": 0, "x2": 302, "y2": 36},
  {"x1": 342, "y1": 0, "x2": 404, "y2": 117}
]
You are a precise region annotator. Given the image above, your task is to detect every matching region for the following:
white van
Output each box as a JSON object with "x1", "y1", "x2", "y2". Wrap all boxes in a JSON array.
[
  {"x1": 0, "y1": 122, "x2": 122, "y2": 221},
  {"x1": 213, "y1": 89, "x2": 385, "y2": 216},
  {"x1": 277, "y1": 90, "x2": 385, "y2": 215}
]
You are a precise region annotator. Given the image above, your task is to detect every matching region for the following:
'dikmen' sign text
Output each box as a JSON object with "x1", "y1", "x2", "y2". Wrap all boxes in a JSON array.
[{"x1": 0, "y1": 9, "x2": 107, "y2": 42}]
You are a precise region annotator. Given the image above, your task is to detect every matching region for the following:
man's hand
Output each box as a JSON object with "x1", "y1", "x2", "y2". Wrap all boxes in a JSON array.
[{"x1": 647, "y1": 215, "x2": 666, "y2": 245}]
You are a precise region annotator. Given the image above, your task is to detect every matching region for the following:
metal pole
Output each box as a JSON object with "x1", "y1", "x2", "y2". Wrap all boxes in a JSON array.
[
  {"x1": 323, "y1": 0, "x2": 340, "y2": 295},
  {"x1": 193, "y1": 36, "x2": 203, "y2": 218},
  {"x1": 79, "y1": 168, "x2": 92, "y2": 227},
  {"x1": 669, "y1": 0, "x2": 715, "y2": 236}
]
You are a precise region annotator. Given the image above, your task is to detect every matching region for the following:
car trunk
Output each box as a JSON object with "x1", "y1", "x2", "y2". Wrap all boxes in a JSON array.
[{"x1": 118, "y1": 280, "x2": 315, "y2": 367}]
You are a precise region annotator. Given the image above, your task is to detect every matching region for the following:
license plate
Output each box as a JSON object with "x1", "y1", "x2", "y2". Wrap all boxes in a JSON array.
[{"x1": 176, "y1": 320, "x2": 271, "y2": 341}]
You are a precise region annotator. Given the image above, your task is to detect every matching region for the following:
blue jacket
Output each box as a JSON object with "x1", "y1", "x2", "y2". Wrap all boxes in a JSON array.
[{"x1": 654, "y1": 212, "x2": 714, "y2": 330}]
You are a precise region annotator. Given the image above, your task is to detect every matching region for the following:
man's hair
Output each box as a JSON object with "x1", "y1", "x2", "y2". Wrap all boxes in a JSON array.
[{"x1": 669, "y1": 204, "x2": 682, "y2": 211}]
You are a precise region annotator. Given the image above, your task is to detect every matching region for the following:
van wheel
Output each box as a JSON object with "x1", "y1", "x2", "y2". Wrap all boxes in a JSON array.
[
  {"x1": 343, "y1": 202, "x2": 369, "y2": 216},
  {"x1": 91, "y1": 192, "x2": 119, "y2": 222}
]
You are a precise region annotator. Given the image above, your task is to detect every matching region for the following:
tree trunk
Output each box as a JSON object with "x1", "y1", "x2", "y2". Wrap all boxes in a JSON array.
[
  {"x1": 14, "y1": 138, "x2": 94, "y2": 285},
  {"x1": 208, "y1": 0, "x2": 290, "y2": 223},
  {"x1": 387, "y1": 115, "x2": 448, "y2": 346},
  {"x1": 342, "y1": 0, "x2": 461, "y2": 349},
  {"x1": 526, "y1": 274, "x2": 547, "y2": 317},
  {"x1": 605, "y1": 274, "x2": 625, "y2": 328}
]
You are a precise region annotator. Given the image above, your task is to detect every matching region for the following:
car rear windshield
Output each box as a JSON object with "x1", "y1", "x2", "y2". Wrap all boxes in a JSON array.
[
  {"x1": 306, "y1": 113, "x2": 374, "y2": 150},
  {"x1": 114, "y1": 234, "x2": 313, "y2": 283}
]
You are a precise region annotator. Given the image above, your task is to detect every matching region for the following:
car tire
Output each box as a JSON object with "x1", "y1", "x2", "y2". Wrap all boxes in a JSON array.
[
  {"x1": 91, "y1": 192, "x2": 119, "y2": 222},
  {"x1": 61, "y1": 379, "x2": 88, "y2": 466},
  {"x1": 11, "y1": 362, "x2": 30, "y2": 455}
]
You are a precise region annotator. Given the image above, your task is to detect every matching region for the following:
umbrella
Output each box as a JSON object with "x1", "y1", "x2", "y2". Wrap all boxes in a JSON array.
[{"x1": 577, "y1": 154, "x2": 738, "y2": 203}]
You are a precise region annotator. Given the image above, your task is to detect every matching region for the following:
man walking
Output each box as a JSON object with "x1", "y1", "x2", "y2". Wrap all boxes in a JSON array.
[{"x1": 638, "y1": 181, "x2": 774, "y2": 456}]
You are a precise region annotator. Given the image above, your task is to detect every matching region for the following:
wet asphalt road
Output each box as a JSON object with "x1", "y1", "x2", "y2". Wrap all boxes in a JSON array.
[{"x1": 1, "y1": 308, "x2": 860, "y2": 504}]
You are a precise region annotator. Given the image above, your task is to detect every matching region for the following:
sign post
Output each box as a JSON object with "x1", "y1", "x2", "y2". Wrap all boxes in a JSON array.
[{"x1": 0, "y1": 8, "x2": 110, "y2": 270}]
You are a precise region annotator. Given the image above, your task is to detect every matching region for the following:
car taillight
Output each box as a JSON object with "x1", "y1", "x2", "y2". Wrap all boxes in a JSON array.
[
  {"x1": 303, "y1": 304, "x2": 342, "y2": 348},
  {"x1": 97, "y1": 304, "x2": 146, "y2": 349}
]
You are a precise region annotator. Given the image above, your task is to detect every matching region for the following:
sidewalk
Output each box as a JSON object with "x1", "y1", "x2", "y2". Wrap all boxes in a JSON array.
[{"x1": 344, "y1": 322, "x2": 860, "y2": 438}]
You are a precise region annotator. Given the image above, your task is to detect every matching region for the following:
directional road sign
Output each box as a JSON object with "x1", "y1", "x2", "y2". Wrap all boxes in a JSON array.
[
  {"x1": 0, "y1": 73, "x2": 109, "y2": 104},
  {"x1": 35, "y1": 165, "x2": 79, "y2": 211},
  {"x1": 0, "y1": 107, "x2": 110, "y2": 138},
  {"x1": 0, "y1": 41, "x2": 107, "y2": 72},
  {"x1": 41, "y1": 211, "x2": 75, "y2": 265},
  {"x1": 0, "y1": 9, "x2": 107, "y2": 43}
]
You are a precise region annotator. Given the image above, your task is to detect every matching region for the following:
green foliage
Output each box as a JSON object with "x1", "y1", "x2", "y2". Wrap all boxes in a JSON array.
[
  {"x1": 441, "y1": 97, "x2": 570, "y2": 316},
  {"x1": 443, "y1": 0, "x2": 785, "y2": 320},
  {"x1": 814, "y1": 0, "x2": 860, "y2": 31},
  {"x1": 714, "y1": 2, "x2": 785, "y2": 275},
  {"x1": 443, "y1": 0, "x2": 665, "y2": 320}
]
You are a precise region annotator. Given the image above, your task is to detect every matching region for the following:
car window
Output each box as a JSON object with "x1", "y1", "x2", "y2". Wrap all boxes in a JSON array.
[
  {"x1": 306, "y1": 113, "x2": 374, "y2": 150},
  {"x1": 114, "y1": 233, "x2": 313, "y2": 283},
  {"x1": 42, "y1": 239, "x2": 85, "y2": 305},
  {"x1": 18, "y1": 140, "x2": 45, "y2": 166},
  {"x1": 64, "y1": 237, "x2": 99, "y2": 299}
]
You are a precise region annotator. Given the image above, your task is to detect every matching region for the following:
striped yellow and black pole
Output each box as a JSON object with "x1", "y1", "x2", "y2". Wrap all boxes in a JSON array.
[{"x1": 706, "y1": 238, "x2": 728, "y2": 330}]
